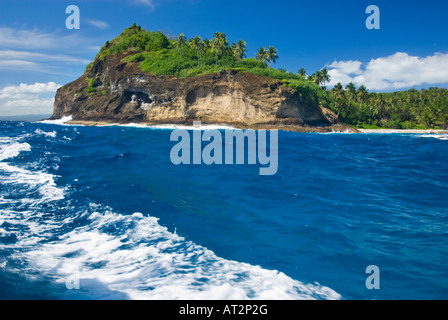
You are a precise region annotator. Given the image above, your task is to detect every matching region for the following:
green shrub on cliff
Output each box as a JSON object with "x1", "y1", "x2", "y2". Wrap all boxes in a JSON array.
[{"x1": 83, "y1": 77, "x2": 96, "y2": 94}]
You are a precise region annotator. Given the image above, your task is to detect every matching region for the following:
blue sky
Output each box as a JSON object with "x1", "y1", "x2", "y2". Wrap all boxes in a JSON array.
[{"x1": 1, "y1": 0, "x2": 448, "y2": 116}]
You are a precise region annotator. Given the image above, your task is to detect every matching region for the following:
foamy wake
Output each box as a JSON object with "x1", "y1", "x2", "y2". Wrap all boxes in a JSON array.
[
  {"x1": 0, "y1": 134, "x2": 65, "y2": 203},
  {"x1": 19, "y1": 208, "x2": 340, "y2": 300},
  {"x1": 0, "y1": 137, "x2": 31, "y2": 161},
  {"x1": 0, "y1": 133, "x2": 341, "y2": 300}
]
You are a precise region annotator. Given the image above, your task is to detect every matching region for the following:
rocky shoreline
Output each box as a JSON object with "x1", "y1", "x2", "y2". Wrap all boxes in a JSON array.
[{"x1": 59, "y1": 118, "x2": 355, "y2": 133}]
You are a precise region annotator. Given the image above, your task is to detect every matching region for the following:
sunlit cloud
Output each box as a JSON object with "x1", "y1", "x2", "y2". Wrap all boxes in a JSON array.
[
  {"x1": 0, "y1": 82, "x2": 62, "y2": 116},
  {"x1": 327, "y1": 52, "x2": 448, "y2": 91}
]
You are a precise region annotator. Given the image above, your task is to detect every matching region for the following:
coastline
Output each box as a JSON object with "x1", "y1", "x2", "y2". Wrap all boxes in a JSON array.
[
  {"x1": 58, "y1": 119, "x2": 356, "y2": 133},
  {"x1": 39, "y1": 118, "x2": 448, "y2": 134}
]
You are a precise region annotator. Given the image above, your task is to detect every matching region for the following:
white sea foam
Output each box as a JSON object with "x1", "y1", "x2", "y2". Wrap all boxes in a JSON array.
[
  {"x1": 147, "y1": 124, "x2": 237, "y2": 131},
  {"x1": 419, "y1": 134, "x2": 448, "y2": 140},
  {"x1": 0, "y1": 163, "x2": 64, "y2": 201},
  {"x1": 21, "y1": 208, "x2": 341, "y2": 300},
  {"x1": 11, "y1": 213, "x2": 341, "y2": 300},
  {"x1": 0, "y1": 140, "x2": 31, "y2": 161},
  {"x1": 324, "y1": 128, "x2": 356, "y2": 134},
  {"x1": 39, "y1": 117, "x2": 236, "y2": 131},
  {"x1": 0, "y1": 137, "x2": 65, "y2": 202},
  {"x1": 40, "y1": 115, "x2": 73, "y2": 125},
  {"x1": 34, "y1": 128, "x2": 57, "y2": 138},
  {"x1": 104, "y1": 123, "x2": 238, "y2": 131}
]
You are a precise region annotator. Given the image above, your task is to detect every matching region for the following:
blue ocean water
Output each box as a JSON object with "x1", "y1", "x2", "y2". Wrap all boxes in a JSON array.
[{"x1": 0, "y1": 120, "x2": 447, "y2": 300}]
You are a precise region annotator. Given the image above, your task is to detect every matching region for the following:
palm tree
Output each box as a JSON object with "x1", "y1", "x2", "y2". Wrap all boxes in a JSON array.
[
  {"x1": 230, "y1": 42, "x2": 237, "y2": 57},
  {"x1": 256, "y1": 47, "x2": 268, "y2": 65},
  {"x1": 320, "y1": 68, "x2": 331, "y2": 89},
  {"x1": 189, "y1": 35, "x2": 204, "y2": 66},
  {"x1": 346, "y1": 82, "x2": 356, "y2": 95},
  {"x1": 203, "y1": 38, "x2": 211, "y2": 51},
  {"x1": 421, "y1": 107, "x2": 435, "y2": 128},
  {"x1": 298, "y1": 68, "x2": 306, "y2": 77},
  {"x1": 266, "y1": 46, "x2": 278, "y2": 68},
  {"x1": 357, "y1": 85, "x2": 368, "y2": 109},
  {"x1": 332, "y1": 82, "x2": 345, "y2": 116},
  {"x1": 369, "y1": 93, "x2": 382, "y2": 119},
  {"x1": 312, "y1": 70, "x2": 322, "y2": 86},
  {"x1": 233, "y1": 40, "x2": 247, "y2": 61},
  {"x1": 176, "y1": 33, "x2": 187, "y2": 58},
  {"x1": 211, "y1": 32, "x2": 228, "y2": 65},
  {"x1": 345, "y1": 82, "x2": 357, "y2": 107},
  {"x1": 333, "y1": 82, "x2": 343, "y2": 94}
]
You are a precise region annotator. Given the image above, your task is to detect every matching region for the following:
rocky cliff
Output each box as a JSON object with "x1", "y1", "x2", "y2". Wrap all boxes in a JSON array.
[{"x1": 52, "y1": 51, "x2": 346, "y2": 132}]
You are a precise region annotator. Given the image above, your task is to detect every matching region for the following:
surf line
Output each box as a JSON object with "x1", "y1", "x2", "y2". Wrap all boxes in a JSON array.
[{"x1": 170, "y1": 121, "x2": 278, "y2": 175}]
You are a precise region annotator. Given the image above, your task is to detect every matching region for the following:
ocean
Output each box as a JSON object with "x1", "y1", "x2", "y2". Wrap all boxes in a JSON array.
[{"x1": 0, "y1": 119, "x2": 447, "y2": 300}]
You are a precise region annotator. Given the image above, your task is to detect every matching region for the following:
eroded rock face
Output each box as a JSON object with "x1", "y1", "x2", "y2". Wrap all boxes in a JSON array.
[{"x1": 52, "y1": 52, "x2": 340, "y2": 129}]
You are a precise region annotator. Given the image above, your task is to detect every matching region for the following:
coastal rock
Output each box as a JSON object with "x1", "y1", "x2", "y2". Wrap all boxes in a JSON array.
[{"x1": 52, "y1": 52, "x2": 344, "y2": 131}]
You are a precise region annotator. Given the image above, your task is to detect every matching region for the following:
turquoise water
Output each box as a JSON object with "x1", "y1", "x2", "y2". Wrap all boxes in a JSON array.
[{"x1": 1, "y1": 120, "x2": 447, "y2": 299}]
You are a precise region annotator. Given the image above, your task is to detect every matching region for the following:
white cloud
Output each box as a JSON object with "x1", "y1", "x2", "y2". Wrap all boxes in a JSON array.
[
  {"x1": 0, "y1": 50, "x2": 91, "y2": 64},
  {"x1": 0, "y1": 27, "x2": 94, "y2": 75},
  {"x1": 327, "y1": 52, "x2": 448, "y2": 91},
  {"x1": 134, "y1": 0, "x2": 155, "y2": 8},
  {"x1": 328, "y1": 60, "x2": 362, "y2": 75},
  {"x1": 0, "y1": 26, "x2": 100, "y2": 53},
  {"x1": 0, "y1": 82, "x2": 61, "y2": 95},
  {"x1": 0, "y1": 60, "x2": 40, "y2": 68},
  {"x1": 0, "y1": 59, "x2": 50, "y2": 73},
  {"x1": 0, "y1": 50, "x2": 91, "y2": 73},
  {"x1": 0, "y1": 82, "x2": 62, "y2": 116},
  {"x1": 0, "y1": 27, "x2": 58, "y2": 50},
  {"x1": 0, "y1": 27, "x2": 80, "y2": 50},
  {"x1": 86, "y1": 19, "x2": 110, "y2": 30}
]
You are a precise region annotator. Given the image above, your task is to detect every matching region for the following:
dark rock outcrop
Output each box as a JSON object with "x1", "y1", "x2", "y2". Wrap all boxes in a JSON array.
[{"x1": 52, "y1": 51, "x2": 349, "y2": 132}]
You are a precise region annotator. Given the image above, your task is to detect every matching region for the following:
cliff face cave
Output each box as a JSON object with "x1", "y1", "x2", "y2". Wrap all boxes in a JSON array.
[{"x1": 122, "y1": 90, "x2": 153, "y2": 107}]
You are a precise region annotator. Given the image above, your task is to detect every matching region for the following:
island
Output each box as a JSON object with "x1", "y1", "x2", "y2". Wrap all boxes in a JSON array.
[{"x1": 51, "y1": 24, "x2": 448, "y2": 133}]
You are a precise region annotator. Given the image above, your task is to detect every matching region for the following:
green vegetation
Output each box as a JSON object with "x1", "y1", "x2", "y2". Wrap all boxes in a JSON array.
[
  {"x1": 84, "y1": 77, "x2": 96, "y2": 94},
  {"x1": 327, "y1": 83, "x2": 448, "y2": 129},
  {"x1": 94, "y1": 23, "x2": 286, "y2": 79},
  {"x1": 90, "y1": 23, "x2": 448, "y2": 129},
  {"x1": 85, "y1": 62, "x2": 93, "y2": 72}
]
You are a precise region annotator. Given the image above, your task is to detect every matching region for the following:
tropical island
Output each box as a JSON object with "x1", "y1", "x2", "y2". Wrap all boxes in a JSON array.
[{"x1": 52, "y1": 24, "x2": 448, "y2": 132}]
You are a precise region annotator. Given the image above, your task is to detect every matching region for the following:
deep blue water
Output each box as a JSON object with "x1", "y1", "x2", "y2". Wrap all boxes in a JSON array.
[{"x1": 1, "y1": 120, "x2": 447, "y2": 300}]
